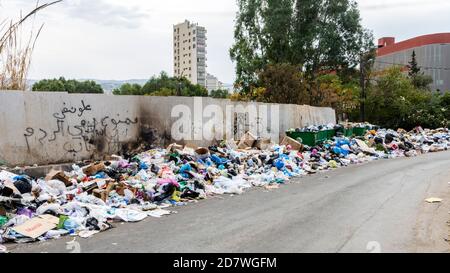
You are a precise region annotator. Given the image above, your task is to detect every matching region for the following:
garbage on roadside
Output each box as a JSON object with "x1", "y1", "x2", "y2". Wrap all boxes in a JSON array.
[
  {"x1": 425, "y1": 197, "x2": 443, "y2": 203},
  {"x1": 0, "y1": 125, "x2": 449, "y2": 245}
]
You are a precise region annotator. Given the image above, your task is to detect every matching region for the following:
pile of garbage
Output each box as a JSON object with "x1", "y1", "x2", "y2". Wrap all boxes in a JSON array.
[
  {"x1": 0, "y1": 126, "x2": 449, "y2": 248},
  {"x1": 287, "y1": 123, "x2": 336, "y2": 133}
]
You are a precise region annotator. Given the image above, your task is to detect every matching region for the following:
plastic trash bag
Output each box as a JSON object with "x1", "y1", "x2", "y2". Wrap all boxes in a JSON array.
[{"x1": 114, "y1": 208, "x2": 147, "y2": 222}]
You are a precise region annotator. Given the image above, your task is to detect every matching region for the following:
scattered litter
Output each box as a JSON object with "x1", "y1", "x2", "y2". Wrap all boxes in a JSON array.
[
  {"x1": 0, "y1": 245, "x2": 7, "y2": 253},
  {"x1": 425, "y1": 198, "x2": 443, "y2": 203},
  {"x1": 147, "y1": 209, "x2": 172, "y2": 218},
  {"x1": 0, "y1": 124, "x2": 448, "y2": 245},
  {"x1": 78, "y1": 230, "x2": 99, "y2": 239},
  {"x1": 264, "y1": 184, "x2": 280, "y2": 190}
]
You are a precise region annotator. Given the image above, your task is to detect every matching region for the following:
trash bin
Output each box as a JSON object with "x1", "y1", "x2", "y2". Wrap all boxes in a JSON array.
[
  {"x1": 353, "y1": 127, "x2": 367, "y2": 136},
  {"x1": 344, "y1": 128, "x2": 353, "y2": 137},
  {"x1": 317, "y1": 130, "x2": 328, "y2": 143},
  {"x1": 326, "y1": 129, "x2": 336, "y2": 140},
  {"x1": 286, "y1": 131, "x2": 317, "y2": 147}
]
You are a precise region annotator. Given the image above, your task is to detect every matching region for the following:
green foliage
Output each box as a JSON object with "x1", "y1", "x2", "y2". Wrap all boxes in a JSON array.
[
  {"x1": 113, "y1": 71, "x2": 208, "y2": 97},
  {"x1": 412, "y1": 74, "x2": 433, "y2": 90},
  {"x1": 408, "y1": 50, "x2": 420, "y2": 78},
  {"x1": 310, "y1": 74, "x2": 360, "y2": 120},
  {"x1": 112, "y1": 83, "x2": 143, "y2": 96},
  {"x1": 257, "y1": 63, "x2": 307, "y2": 104},
  {"x1": 407, "y1": 50, "x2": 433, "y2": 90},
  {"x1": 32, "y1": 77, "x2": 104, "y2": 93},
  {"x1": 229, "y1": 0, "x2": 266, "y2": 94},
  {"x1": 366, "y1": 67, "x2": 449, "y2": 129},
  {"x1": 230, "y1": 0, "x2": 374, "y2": 94},
  {"x1": 210, "y1": 89, "x2": 230, "y2": 99}
]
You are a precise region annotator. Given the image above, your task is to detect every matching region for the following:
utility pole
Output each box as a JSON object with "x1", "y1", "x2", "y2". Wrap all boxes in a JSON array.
[{"x1": 359, "y1": 54, "x2": 366, "y2": 122}]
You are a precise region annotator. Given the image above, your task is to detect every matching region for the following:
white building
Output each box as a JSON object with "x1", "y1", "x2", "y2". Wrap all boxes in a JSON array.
[
  {"x1": 173, "y1": 20, "x2": 207, "y2": 87},
  {"x1": 206, "y1": 73, "x2": 224, "y2": 94}
]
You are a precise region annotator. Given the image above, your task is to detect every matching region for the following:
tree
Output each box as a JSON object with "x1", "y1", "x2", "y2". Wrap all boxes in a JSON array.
[
  {"x1": 230, "y1": 0, "x2": 373, "y2": 95},
  {"x1": 113, "y1": 71, "x2": 208, "y2": 97},
  {"x1": 408, "y1": 50, "x2": 420, "y2": 78},
  {"x1": 291, "y1": 0, "x2": 319, "y2": 66},
  {"x1": 32, "y1": 77, "x2": 104, "y2": 93},
  {"x1": 112, "y1": 83, "x2": 142, "y2": 95},
  {"x1": 230, "y1": 0, "x2": 266, "y2": 94},
  {"x1": 309, "y1": 74, "x2": 360, "y2": 120},
  {"x1": 365, "y1": 67, "x2": 416, "y2": 129},
  {"x1": 365, "y1": 67, "x2": 448, "y2": 129},
  {"x1": 257, "y1": 63, "x2": 308, "y2": 104},
  {"x1": 210, "y1": 89, "x2": 230, "y2": 99},
  {"x1": 262, "y1": 0, "x2": 294, "y2": 64},
  {"x1": 407, "y1": 50, "x2": 433, "y2": 90}
]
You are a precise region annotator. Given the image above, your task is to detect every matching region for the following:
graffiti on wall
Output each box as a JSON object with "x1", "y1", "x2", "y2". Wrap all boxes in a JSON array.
[{"x1": 23, "y1": 100, "x2": 138, "y2": 157}]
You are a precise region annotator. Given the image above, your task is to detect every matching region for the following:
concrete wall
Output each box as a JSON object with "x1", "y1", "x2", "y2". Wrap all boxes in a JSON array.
[{"x1": 0, "y1": 91, "x2": 336, "y2": 166}]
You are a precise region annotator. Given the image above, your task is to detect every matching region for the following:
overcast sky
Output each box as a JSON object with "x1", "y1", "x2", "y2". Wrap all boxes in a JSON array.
[{"x1": 1, "y1": 0, "x2": 449, "y2": 83}]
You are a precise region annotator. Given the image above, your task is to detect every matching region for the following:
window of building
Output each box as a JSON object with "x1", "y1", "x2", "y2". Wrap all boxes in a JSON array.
[
  {"x1": 193, "y1": 30, "x2": 196, "y2": 34},
  {"x1": 193, "y1": 44, "x2": 196, "y2": 48},
  {"x1": 193, "y1": 37, "x2": 196, "y2": 42}
]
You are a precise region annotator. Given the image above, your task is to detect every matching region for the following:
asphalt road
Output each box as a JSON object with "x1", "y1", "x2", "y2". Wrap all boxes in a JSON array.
[{"x1": 8, "y1": 151, "x2": 450, "y2": 253}]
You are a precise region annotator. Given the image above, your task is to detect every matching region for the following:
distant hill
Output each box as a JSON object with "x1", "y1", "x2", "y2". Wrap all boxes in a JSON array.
[{"x1": 90, "y1": 79, "x2": 148, "y2": 94}]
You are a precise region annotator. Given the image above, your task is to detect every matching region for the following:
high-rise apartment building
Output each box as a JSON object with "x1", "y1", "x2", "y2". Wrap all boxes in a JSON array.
[
  {"x1": 173, "y1": 20, "x2": 207, "y2": 87},
  {"x1": 206, "y1": 73, "x2": 223, "y2": 94}
]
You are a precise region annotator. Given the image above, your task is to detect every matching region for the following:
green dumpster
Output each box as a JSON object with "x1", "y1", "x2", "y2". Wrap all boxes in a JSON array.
[
  {"x1": 326, "y1": 129, "x2": 336, "y2": 140},
  {"x1": 286, "y1": 131, "x2": 317, "y2": 147},
  {"x1": 344, "y1": 128, "x2": 353, "y2": 137},
  {"x1": 353, "y1": 127, "x2": 367, "y2": 136},
  {"x1": 316, "y1": 130, "x2": 328, "y2": 143}
]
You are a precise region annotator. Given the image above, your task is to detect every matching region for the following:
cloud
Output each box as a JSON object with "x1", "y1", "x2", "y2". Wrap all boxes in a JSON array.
[
  {"x1": 64, "y1": 0, "x2": 149, "y2": 28},
  {"x1": 10, "y1": 0, "x2": 149, "y2": 28}
]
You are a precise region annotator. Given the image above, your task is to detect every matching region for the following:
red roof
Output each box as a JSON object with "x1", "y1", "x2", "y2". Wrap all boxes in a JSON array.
[{"x1": 377, "y1": 33, "x2": 450, "y2": 57}]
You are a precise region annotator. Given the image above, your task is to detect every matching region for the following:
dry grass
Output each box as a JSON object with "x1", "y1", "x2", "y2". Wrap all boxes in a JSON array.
[{"x1": 0, "y1": 1, "x2": 61, "y2": 90}]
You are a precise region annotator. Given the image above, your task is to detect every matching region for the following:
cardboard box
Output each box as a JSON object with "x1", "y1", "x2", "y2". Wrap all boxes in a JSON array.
[
  {"x1": 281, "y1": 136, "x2": 304, "y2": 151},
  {"x1": 255, "y1": 138, "x2": 274, "y2": 150},
  {"x1": 238, "y1": 132, "x2": 257, "y2": 149},
  {"x1": 45, "y1": 170, "x2": 73, "y2": 187},
  {"x1": 12, "y1": 214, "x2": 59, "y2": 239},
  {"x1": 93, "y1": 189, "x2": 108, "y2": 202},
  {"x1": 83, "y1": 162, "x2": 105, "y2": 177},
  {"x1": 225, "y1": 139, "x2": 238, "y2": 150}
]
